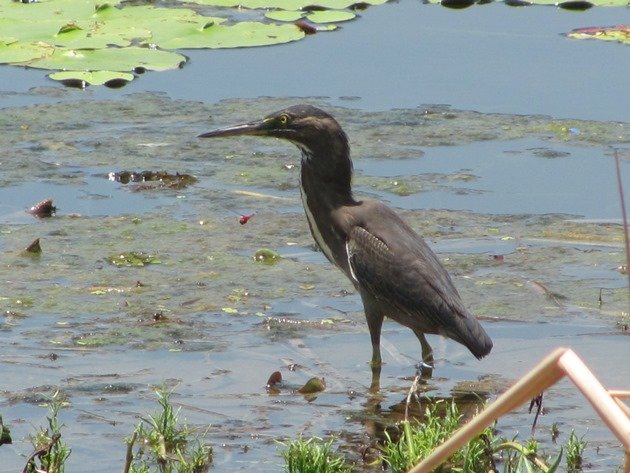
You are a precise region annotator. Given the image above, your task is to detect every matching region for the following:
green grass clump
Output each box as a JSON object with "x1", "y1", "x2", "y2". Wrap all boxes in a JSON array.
[
  {"x1": 566, "y1": 430, "x2": 586, "y2": 472},
  {"x1": 381, "y1": 399, "x2": 493, "y2": 473},
  {"x1": 25, "y1": 391, "x2": 71, "y2": 473},
  {"x1": 279, "y1": 436, "x2": 351, "y2": 473},
  {"x1": 125, "y1": 390, "x2": 212, "y2": 473}
]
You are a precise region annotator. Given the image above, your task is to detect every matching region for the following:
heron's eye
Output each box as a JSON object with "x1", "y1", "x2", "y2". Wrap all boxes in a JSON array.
[{"x1": 278, "y1": 114, "x2": 290, "y2": 126}]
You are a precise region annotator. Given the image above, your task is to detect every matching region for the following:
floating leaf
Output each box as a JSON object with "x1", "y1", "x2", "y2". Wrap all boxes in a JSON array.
[
  {"x1": 264, "y1": 10, "x2": 305, "y2": 21},
  {"x1": 267, "y1": 371, "x2": 283, "y2": 386},
  {"x1": 185, "y1": 0, "x2": 386, "y2": 7},
  {"x1": 106, "y1": 251, "x2": 161, "y2": 267},
  {"x1": 297, "y1": 377, "x2": 326, "y2": 394},
  {"x1": 49, "y1": 70, "x2": 135, "y2": 87},
  {"x1": 566, "y1": 24, "x2": 630, "y2": 45},
  {"x1": 27, "y1": 46, "x2": 186, "y2": 72},
  {"x1": 23, "y1": 238, "x2": 42, "y2": 255},
  {"x1": 28, "y1": 198, "x2": 56, "y2": 218},
  {"x1": 306, "y1": 10, "x2": 356, "y2": 23},
  {"x1": 153, "y1": 21, "x2": 304, "y2": 50},
  {"x1": 254, "y1": 248, "x2": 281, "y2": 264},
  {"x1": 108, "y1": 171, "x2": 198, "y2": 189}
]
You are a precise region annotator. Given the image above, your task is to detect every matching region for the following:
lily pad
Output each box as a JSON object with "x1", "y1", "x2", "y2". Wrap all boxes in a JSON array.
[
  {"x1": 28, "y1": 46, "x2": 186, "y2": 72},
  {"x1": 265, "y1": 10, "x2": 305, "y2": 21},
  {"x1": 153, "y1": 21, "x2": 305, "y2": 50},
  {"x1": 185, "y1": 0, "x2": 386, "y2": 8},
  {"x1": 306, "y1": 10, "x2": 356, "y2": 22},
  {"x1": 49, "y1": 70, "x2": 135, "y2": 87}
]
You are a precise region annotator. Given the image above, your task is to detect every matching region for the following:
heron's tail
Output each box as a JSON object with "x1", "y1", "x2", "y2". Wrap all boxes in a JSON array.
[{"x1": 448, "y1": 313, "x2": 493, "y2": 359}]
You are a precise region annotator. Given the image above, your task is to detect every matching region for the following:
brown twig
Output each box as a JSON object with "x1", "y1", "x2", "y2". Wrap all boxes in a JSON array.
[
  {"x1": 22, "y1": 433, "x2": 60, "y2": 473},
  {"x1": 122, "y1": 431, "x2": 137, "y2": 473},
  {"x1": 613, "y1": 149, "x2": 630, "y2": 303}
]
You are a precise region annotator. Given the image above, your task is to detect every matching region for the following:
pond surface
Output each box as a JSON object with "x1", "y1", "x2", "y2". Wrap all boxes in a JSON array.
[{"x1": 1, "y1": 2, "x2": 629, "y2": 472}]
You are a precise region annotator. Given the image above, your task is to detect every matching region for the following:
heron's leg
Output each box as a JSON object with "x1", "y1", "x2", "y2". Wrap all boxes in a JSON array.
[
  {"x1": 369, "y1": 362, "x2": 381, "y2": 393},
  {"x1": 365, "y1": 309, "x2": 384, "y2": 368},
  {"x1": 413, "y1": 329, "x2": 433, "y2": 379},
  {"x1": 363, "y1": 297, "x2": 384, "y2": 392}
]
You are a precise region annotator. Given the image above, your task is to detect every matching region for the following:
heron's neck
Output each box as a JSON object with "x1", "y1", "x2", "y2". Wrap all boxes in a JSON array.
[{"x1": 298, "y1": 148, "x2": 356, "y2": 270}]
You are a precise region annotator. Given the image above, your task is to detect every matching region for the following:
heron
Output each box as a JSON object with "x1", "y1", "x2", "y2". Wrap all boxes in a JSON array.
[{"x1": 199, "y1": 105, "x2": 492, "y2": 384}]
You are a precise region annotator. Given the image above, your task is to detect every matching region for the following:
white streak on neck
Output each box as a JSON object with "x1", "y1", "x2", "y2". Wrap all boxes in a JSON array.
[{"x1": 299, "y1": 175, "x2": 336, "y2": 267}]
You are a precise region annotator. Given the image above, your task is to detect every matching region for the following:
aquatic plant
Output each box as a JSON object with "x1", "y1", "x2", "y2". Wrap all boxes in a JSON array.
[
  {"x1": 24, "y1": 391, "x2": 71, "y2": 473},
  {"x1": 279, "y1": 436, "x2": 351, "y2": 473},
  {"x1": 124, "y1": 390, "x2": 212, "y2": 473},
  {"x1": 565, "y1": 430, "x2": 587, "y2": 472}
]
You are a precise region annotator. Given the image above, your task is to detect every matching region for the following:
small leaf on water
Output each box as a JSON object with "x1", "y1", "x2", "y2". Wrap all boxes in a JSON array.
[
  {"x1": 254, "y1": 248, "x2": 281, "y2": 265},
  {"x1": 266, "y1": 371, "x2": 282, "y2": 387},
  {"x1": 106, "y1": 251, "x2": 161, "y2": 267},
  {"x1": 23, "y1": 238, "x2": 42, "y2": 254},
  {"x1": 222, "y1": 307, "x2": 238, "y2": 314},
  {"x1": 297, "y1": 377, "x2": 326, "y2": 394}
]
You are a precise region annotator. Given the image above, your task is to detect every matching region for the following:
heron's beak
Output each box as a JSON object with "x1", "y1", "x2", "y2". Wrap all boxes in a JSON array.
[{"x1": 198, "y1": 119, "x2": 268, "y2": 139}]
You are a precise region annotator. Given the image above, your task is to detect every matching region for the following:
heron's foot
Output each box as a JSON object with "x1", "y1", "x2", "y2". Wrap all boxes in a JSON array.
[{"x1": 416, "y1": 360, "x2": 434, "y2": 379}]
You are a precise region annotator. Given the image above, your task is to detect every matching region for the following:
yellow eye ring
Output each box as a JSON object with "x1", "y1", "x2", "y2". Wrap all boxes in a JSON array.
[{"x1": 278, "y1": 114, "x2": 289, "y2": 125}]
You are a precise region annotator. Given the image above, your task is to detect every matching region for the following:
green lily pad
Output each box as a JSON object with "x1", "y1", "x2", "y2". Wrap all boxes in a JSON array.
[
  {"x1": 265, "y1": 10, "x2": 305, "y2": 21},
  {"x1": 185, "y1": 0, "x2": 386, "y2": 8},
  {"x1": 154, "y1": 21, "x2": 305, "y2": 50},
  {"x1": 28, "y1": 46, "x2": 186, "y2": 72},
  {"x1": 306, "y1": 10, "x2": 356, "y2": 23},
  {"x1": 0, "y1": 41, "x2": 53, "y2": 64},
  {"x1": 49, "y1": 70, "x2": 135, "y2": 86}
]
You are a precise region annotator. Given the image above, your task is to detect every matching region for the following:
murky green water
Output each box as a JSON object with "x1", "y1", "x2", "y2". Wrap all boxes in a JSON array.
[{"x1": 1, "y1": 94, "x2": 628, "y2": 471}]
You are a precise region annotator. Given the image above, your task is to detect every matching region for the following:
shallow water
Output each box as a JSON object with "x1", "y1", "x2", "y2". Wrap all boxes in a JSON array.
[
  {"x1": 1, "y1": 0, "x2": 630, "y2": 469},
  {"x1": 0, "y1": 94, "x2": 628, "y2": 471}
]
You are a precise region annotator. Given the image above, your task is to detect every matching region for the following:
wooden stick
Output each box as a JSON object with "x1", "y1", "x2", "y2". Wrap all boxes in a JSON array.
[
  {"x1": 557, "y1": 350, "x2": 630, "y2": 450},
  {"x1": 408, "y1": 347, "x2": 568, "y2": 473},
  {"x1": 408, "y1": 347, "x2": 630, "y2": 473}
]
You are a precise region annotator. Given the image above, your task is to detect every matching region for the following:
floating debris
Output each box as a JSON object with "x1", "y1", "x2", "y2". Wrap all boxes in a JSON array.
[
  {"x1": 266, "y1": 371, "x2": 283, "y2": 394},
  {"x1": 28, "y1": 199, "x2": 56, "y2": 218},
  {"x1": 22, "y1": 238, "x2": 42, "y2": 254},
  {"x1": 106, "y1": 251, "x2": 161, "y2": 267},
  {"x1": 108, "y1": 171, "x2": 197, "y2": 190}
]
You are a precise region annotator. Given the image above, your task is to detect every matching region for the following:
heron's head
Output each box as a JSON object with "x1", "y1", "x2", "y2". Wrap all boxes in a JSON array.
[{"x1": 199, "y1": 105, "x2": 349, "y2": 163}]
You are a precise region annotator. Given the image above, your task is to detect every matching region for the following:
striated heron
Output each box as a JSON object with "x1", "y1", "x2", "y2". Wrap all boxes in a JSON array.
[{"x1": 199, "y1": 105, "x2": 492, "y2": 382}]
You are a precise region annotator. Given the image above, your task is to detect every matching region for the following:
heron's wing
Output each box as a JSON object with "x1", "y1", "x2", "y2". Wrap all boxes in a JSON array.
[
  {"x1": 346, "y1": 224, "x2": 464, "y2": 331},
  {"x1": 343, "y1": 201, "x2": 492, "y2": 358}
]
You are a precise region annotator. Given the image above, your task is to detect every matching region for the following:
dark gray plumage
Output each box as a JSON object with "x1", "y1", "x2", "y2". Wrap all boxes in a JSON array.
[{"x1": 199, "y1": 105, "x2": 492, "y2": 380}]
